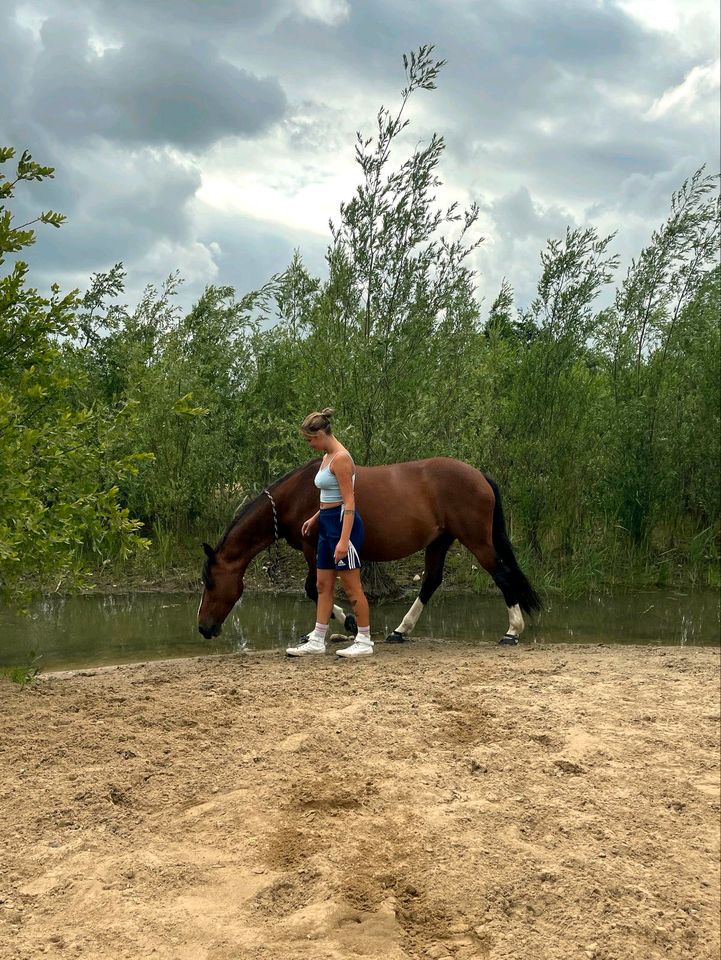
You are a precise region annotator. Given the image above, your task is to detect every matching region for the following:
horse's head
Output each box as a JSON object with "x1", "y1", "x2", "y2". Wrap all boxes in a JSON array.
[{"x1": 197, "y1": 542, "x2": 244, "y2": 638}]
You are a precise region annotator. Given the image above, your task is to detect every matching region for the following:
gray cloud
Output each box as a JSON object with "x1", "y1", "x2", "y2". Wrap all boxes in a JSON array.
[
  {"x1": 473, "y1": 187, "x2": 581, "y2": 310},
  {"x1": 1, "y1": 0, "x2": 718, "y2": 315},
  {"x1": 0, "y1": 8, "x2": 35, "y2": 129},
  {"x1": 7, "y1": 142, "x2": 207, "y2": 309},
  {"x1": 26, "y1": 17, "x2": 287, "y2": 149},
  {"x1": 484, "y1": 187, "x2": 572, "y2": 244},
  {"x1": 34, "y1": 153, "x2": 200, "y2": 269},
  {"x1": 85, "y1": 0, "x2": 331, "y2": 39},
  {"x1": 195, "y1": 209, "x2": 329, "y2": 304},
  {"x1": 92, "y1": 0, "x2": 279, "y2": 29},
  {"x1": 257, "y1": 0, "x2": 685, "y2": 124},
  {"x1": 221, "y1": 0, "x2": 713, "y2": 214}
]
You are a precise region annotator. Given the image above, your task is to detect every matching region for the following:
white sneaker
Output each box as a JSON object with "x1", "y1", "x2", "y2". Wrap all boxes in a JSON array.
[
  {"x1": 336, "y1": 639, "x2": 373, "y2": 659},
  {"x1": 286, "y1": 635, "x2": 326, "y2": 656}
]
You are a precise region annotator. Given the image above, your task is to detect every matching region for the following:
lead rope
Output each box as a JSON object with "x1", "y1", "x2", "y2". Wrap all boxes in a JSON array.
[{"x1": 262, "y1": 489, "x2": 281, "y2": 583}]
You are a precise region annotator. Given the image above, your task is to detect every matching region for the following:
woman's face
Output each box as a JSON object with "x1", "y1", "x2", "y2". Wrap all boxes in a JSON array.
[{"x1": 303, "y1": 430, "x2": 328, "y2": 452}]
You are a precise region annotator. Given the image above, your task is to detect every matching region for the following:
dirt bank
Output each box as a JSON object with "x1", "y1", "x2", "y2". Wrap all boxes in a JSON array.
[{"x1": 0, "y1": 642, "x2": 719, "y2": 960}]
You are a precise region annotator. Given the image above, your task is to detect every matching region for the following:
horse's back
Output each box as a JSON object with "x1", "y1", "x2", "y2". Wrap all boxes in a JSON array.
[
  {"x1": 357, "y1": 457, "x2": 492, "y2": 502},
  {"x1": 354, "y1": 457, "x2": 495, "y2": 559}
]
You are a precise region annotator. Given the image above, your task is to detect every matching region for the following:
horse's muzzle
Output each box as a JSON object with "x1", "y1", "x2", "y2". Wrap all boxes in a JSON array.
[{"x1": 198, "y1": 621, "x2": 221, "y2": 639}]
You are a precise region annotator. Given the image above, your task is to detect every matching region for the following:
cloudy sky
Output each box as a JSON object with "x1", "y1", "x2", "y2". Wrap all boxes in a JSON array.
[{"x1": 1, "y1": 0, "x2": 719, "y2": 315}]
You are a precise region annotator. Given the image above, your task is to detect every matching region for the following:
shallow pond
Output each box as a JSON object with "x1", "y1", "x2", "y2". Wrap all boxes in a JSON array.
[{"x1": 0, "y1": 588, "x2": 718, "y2": 671}]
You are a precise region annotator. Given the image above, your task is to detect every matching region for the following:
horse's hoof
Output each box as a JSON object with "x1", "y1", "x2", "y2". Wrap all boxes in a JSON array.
[
  {"x1": 385, "y1": 631, "x2": 407, "y2": 643},
  {"x1": 498, "y1": 634, "x2": 519, "y2": 646},
  {"x1": 344, "y1": 614, "x2": 358, "y2": 636}
]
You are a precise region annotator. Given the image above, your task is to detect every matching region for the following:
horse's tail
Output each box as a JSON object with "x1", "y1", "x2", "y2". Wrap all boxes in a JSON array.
[{"x1": 484, "y1": 474, "x2": 542, "y2": 616}]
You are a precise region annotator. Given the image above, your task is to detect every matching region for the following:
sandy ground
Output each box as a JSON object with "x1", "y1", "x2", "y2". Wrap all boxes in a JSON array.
[{"x1": 0, "y1": 641, "x2": 719, "y2": 960}]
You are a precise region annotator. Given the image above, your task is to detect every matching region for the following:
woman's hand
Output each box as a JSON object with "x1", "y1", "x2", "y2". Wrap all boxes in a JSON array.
[
  {"x1": 334, "y1": 539, "x2": 349, "y2": 565},
  {"x1": 302, "y1": 514, "x2": 318, "y2": 538}
]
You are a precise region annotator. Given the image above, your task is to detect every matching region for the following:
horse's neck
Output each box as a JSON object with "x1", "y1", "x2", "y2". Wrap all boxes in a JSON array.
[
  {"x1": 220, "y1": 462, "x2": 318, "y2": 568},
  {"x1": 222, "y1": 499, "x2": 275, "y2": 570}
]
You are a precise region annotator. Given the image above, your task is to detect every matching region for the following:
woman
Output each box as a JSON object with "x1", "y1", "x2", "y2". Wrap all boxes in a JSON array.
[{"x1": 286, "y1": 408, "x2": 373, "y2": 659}]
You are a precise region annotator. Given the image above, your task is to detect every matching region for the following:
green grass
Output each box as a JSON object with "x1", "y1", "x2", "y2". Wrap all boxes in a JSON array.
[{"x1": 0, "y1": 651, "x2": 42, "y2": 688}]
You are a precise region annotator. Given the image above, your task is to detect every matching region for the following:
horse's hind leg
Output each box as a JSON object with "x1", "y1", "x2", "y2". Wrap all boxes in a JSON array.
[
  {"x1": 386, "y1": 532, "x2": 455, "y2": 643},
  {"x1": 459, "y1": 538, "x2": 525, "y2": 644}
]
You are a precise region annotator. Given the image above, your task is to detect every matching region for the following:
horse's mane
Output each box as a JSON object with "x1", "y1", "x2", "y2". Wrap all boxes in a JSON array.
[
  {"x1": 201, "y1": 460, "x2": 318, "y2": 588},
  {"x1": 215, "y1": 459, "x2": 317, "y2": 550}
]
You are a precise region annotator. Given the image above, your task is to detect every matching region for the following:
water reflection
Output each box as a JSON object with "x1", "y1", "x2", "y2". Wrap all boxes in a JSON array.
[{"x1": 0, "y1": 589, "x2": 718, "y2": 671}]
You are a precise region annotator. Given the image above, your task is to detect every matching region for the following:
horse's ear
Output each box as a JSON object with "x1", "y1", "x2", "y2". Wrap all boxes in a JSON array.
[{"x1": 202, "y1": 542, "x2": 215, "y2": 560}]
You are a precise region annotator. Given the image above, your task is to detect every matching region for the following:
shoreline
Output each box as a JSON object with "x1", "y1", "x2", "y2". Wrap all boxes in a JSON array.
[{"x1": 34, "y1": 636, "x2": 721, "y2": 680}]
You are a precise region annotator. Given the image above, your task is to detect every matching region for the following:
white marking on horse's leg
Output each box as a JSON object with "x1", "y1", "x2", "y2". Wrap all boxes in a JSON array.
[
  {"x1": 507, "y1": 604, "x2": 524, "y2": 637},
  {"x1": 332, "y1": 603, "x2": 346, "y2": 623},
  {"x1": 396, "y1": 598, "x2": 425, "y2": 637}
]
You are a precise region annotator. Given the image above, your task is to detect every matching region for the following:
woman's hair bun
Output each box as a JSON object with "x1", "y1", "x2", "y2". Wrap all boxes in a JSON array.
[{"x1": 300, "y1": 408, "x2": 335, "y2": 435}]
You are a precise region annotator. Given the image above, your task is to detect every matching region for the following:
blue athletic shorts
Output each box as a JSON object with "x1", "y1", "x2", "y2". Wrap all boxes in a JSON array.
[{"x1": 317, "y1": 505, "x2": 364, "y2": 571}]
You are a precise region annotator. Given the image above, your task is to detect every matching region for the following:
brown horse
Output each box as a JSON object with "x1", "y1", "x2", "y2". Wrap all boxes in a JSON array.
[{"x1": 198, "y1": 457, "x2": 541, "y2": 645}]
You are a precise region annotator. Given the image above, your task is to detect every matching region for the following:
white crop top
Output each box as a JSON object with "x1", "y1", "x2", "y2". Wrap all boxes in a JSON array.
[{"x1": 314, "y1": 452, "x2": 356, "y2": 503}]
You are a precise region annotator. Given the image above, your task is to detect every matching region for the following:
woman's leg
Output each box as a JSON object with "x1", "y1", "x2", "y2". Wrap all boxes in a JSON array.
[
  {"x1": 336, "y1": 569, "x2": 372, "y2": 657},
  {"x1": 286, "y1": 569, "x2": 337, "y2": 656},
  {"x1": 337, "y1": 569, "x2": 369, "y2": 628},
  {"x1": 316, "y1": 569, "x2": 337, "y2": 625}
]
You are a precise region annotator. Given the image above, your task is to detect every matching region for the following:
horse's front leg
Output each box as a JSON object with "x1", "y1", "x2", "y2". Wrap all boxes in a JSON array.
[{"x1": 386, "y1": 533, "x2": 455, "y2": 642}]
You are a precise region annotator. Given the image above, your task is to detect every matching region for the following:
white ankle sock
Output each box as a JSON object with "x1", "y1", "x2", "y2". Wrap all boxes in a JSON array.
[
  {"x1": 312, "y1": 622, "x2": 329, "y2": 641},
  {"x1": 357, "y1": 625, "x2": 372, "y2": 643}
]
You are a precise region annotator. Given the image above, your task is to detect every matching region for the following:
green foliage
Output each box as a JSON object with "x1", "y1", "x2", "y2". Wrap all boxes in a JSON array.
[
  {"x1": 231, "y1": 45, "x2": 486, "y2": 477},
  {"x1": 600, "y1": 169, "x2": 720, "y2": 546},
  {"x1": 480, "y1": 226, "x2": 620, "y2": 557}
]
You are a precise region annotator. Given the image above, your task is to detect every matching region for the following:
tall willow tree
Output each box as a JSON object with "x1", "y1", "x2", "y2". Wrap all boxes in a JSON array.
[
  {"x1": 600, "y1": 168, "x2": 720, "y2": 547},
  {"x1": 499, "y1": 227, "x2": 619, "y2": 556},
  {"x1": 306, "y1": 45, "x2": 483, "y2": 465}
]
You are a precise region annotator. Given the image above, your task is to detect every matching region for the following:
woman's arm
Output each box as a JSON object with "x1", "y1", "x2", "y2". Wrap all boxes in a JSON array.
[
  {"x1": 333, "y1": 454, "x2": 355, "y2": 546},
  {"x1": 302, "y1": 509, "x2": 320, "y2": 538}
]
